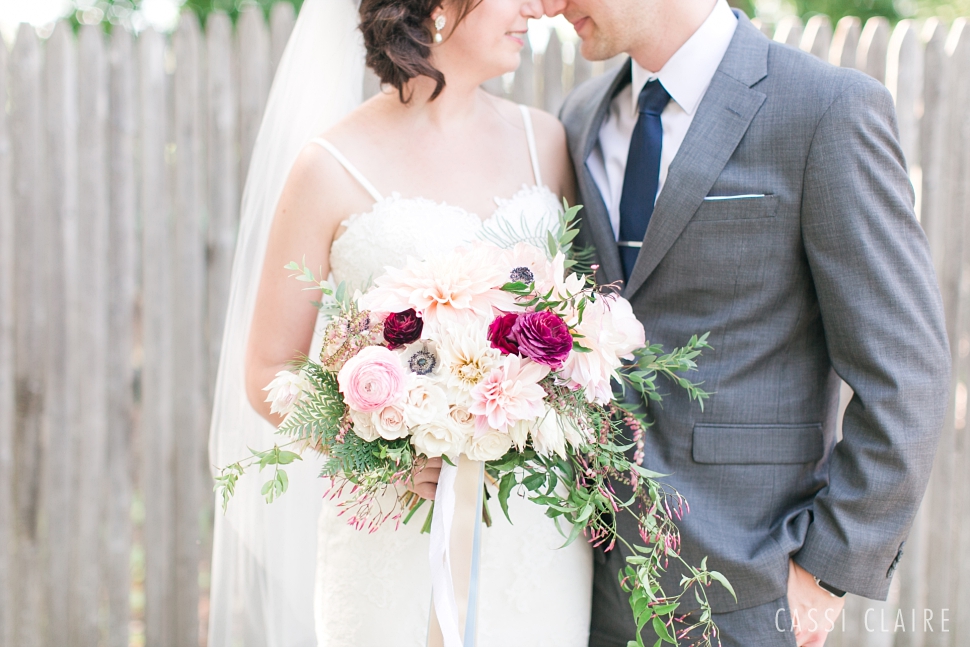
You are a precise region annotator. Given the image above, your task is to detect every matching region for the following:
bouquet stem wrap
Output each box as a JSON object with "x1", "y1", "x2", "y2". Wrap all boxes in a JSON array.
[{"x1": 428, "y1": 458, "x2": 485, "y2": 647}]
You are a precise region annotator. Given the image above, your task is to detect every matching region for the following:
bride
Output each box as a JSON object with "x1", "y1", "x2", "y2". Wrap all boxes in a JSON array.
[{"x1": 209, "y1": 0, "x2": 592, "y2": 645}]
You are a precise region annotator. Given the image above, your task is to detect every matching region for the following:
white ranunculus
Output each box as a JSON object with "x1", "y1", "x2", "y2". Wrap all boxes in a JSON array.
[
  {"x1": 263, "y1": 370, "x2": 313, "y2": 417},
  {"x1": 373, "y1": 404, "x2": 409, "y2": 441},
  {"x1": 402, "y1": 375, "x2": 448, "y2": 427},
  {"x1": 350, "y1": 409, "x2": 380, "y2": 442},
  {"x1": 465, "y1": 429, "x2": 513, "y2": 462},
  {"x1": 410, "y1": 421, "x2": 463, "y2": 459}
]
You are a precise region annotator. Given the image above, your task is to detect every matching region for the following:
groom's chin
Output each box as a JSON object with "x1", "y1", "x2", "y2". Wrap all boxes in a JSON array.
[{"x1": 576, "y1": 36, "x2": 620, "y2": 64}]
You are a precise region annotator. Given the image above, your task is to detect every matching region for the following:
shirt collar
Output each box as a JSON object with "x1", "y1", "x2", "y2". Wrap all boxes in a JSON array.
[{"x1": 630, "y1": 0, "x2": 738, "y2": 116}]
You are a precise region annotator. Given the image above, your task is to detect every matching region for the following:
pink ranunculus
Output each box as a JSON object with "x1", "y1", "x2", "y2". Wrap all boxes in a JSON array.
[
  {"x1": 511, "y1": 310, "x2": 573, "y2": 368},
  {"x1": 337, "y1": 345, "x2": 408, "y2": 413},
  {"x1": 488, "y1": 313, "x2": 520, "y2": 355},
  {"x1": 468, "y1": 354, "x2": 550, "y2": 434},
  {"x1": 561, "y1": 295, "x2": 645, "y2": 404}
]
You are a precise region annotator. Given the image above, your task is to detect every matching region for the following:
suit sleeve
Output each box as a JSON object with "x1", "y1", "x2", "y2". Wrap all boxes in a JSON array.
[{"x1": 793, "y1": 77, "x2": 951, "y2": 599}]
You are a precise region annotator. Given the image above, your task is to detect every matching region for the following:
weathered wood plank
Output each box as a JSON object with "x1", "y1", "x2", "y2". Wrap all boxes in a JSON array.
[
  {"x1": 10, "y1": 24, "x2": 47, "y2": 647},
  {"x1": 42, "y1": 21, "x2": 78, "y2": 647},
  {"x1": 105, "y1": 24, "x2": 137, "y2": 647},
  {"x1": 139, "y1": 26, "x2": 176, "y2": 647},
  {"x1": 773, "y1": 15, "x2": 803, "y2": 48},
  {"x1": 173, "y1": 13, "x2": 207, "y2": 645},
  {"x1": 920, "y1": 19, "x2": 950, "y2": 274},
  {"x1": 236, "y1": 7, "x2": 271, "y2": 195},
  {"x1": 923, "y1": 20, "x2": 969, "y2": 647},
  {"x1": 206, "y1": 11, "x2": 238, "y2": 408},
  {"x1": 542, "y1": 30, "x2": 564, "y2": 114},
  {"x1": 915, "y1": 18, "x2": 952, "y2": 647},
  {"x1": 886, "y1": 21, "x2": 923, "y2": 167},
  {"x1": 830, "y1": 16, "x2": 862, "y2": 68},
  {"x1": 573, "y1": 52, "x2": 593, "y2": 89},
  {"x1": 750, "y1": 18, "x2": 773, "y2": 37},
  {"x1": 857, "y1": 17, "x2": 891, "y2": 83},
  {"x1": 512, "y1": 39, "x2": 536, "y2": 107},
  {"x1": 73, "y1": 24, "x2": 111, "y2": 647},
  {"x1": 801, "y1": 15, "x2": 832, "y2": 59},
  {"x1": 887, "y1": 25, "x2": 928, "y2": 644},
  {"x1": 269, "y1": 1, "x2": 296, "y2": 75},
  {"x1": 0, "y1": 30, "x2": 15, "y2": 647},
  {"x1": 947, "y1": 20, "x2": 970, "y2": 643}
]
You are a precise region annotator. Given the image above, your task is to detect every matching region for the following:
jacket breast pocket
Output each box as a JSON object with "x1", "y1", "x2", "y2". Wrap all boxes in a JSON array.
[
  {"x1": 692, "y1": 423, "x2": 825, "y2": 464},
  {"x1": 691, "y1": 194, "x2": 780, "y2": 222}
]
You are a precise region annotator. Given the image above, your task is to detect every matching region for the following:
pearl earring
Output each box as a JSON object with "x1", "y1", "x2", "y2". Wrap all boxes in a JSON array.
[{"x1": 434, "y1": 15, "x2": 446, "y2": 43}]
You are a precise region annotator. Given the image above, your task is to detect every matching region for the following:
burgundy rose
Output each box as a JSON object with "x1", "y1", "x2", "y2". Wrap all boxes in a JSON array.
[
  {"x1": 511, "y1": 311, "x2": 573, "y2": 368},
  {"x1": 488, "y1": 313, "x2": 520, "y2": 355},
  {"x1": 383, "y1": 309, "x2": 423, "y2": 349}
]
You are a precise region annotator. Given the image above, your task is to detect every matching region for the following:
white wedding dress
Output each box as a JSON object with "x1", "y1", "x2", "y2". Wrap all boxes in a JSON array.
[{"x1": 309, "y1": 106, "x2": 593, "y2": 647}]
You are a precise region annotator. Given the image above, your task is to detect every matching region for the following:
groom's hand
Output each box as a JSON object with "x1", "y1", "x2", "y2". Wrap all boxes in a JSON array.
[
  {"x1": 408, "y1": 457, "x2": 442, "y2": 500},
  {"x1": 786, "y1": 560, "x2": 844, "y2": 647}
]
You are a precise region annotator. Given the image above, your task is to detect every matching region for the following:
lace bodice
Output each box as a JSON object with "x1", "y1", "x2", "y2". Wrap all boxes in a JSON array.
[{"x1": 329, "y1": 184, "x2": 561, "y2": 289}]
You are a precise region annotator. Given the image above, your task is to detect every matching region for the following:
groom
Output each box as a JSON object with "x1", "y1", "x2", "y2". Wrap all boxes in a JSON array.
[{"x1": 548, "y1": 0, "x2": 951, "y2": 645}]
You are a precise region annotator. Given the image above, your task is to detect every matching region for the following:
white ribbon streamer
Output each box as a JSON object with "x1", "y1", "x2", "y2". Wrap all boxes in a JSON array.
[{"x1": 430, "y1": 460, "x2": 463, "y2": 647}]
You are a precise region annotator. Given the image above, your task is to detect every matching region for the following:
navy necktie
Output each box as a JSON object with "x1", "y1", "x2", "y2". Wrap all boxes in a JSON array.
[{"x1": 618, "y1": 80, "x2": 671, "y2": 280}]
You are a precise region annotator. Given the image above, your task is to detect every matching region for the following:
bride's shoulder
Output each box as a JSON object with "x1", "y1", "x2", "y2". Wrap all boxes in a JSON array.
[{"x1": 516, "y1": 104, "x2": 574, "y2": 201}]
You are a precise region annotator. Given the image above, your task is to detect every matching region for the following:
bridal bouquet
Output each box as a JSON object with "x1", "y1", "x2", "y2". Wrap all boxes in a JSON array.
[{"x1": 217, "y1": 204, "x2": 733, "y2": 647}]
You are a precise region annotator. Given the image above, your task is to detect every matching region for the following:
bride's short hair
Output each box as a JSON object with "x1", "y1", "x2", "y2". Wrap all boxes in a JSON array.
[{"x1": 359, "y1": 0, "x2": 480, "y2": 103}]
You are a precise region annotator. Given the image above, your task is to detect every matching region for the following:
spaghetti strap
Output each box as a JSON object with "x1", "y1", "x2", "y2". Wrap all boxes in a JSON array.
[
  {"x1": 309, "y1": 138, "x2": 384, "y2": 203},
  {"x1": 518, "y1": 104, "x2": 543, "y2": 188}
]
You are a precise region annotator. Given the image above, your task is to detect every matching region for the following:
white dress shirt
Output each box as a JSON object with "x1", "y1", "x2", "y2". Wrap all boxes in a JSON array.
[{"x1": 587, "y1": 0, "x2": 739, "y2": 240}]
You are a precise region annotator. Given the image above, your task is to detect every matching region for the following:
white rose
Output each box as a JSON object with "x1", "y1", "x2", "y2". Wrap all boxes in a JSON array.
[
  {"x1": 403, "y1": 376, "x2": 448, "y2": 427},
  {"x1": 411, "y1": 421, "x2": 463, "y2": 459},
  {"x1": 374, "y1": 404, "x2": 409, "y2": 440},
  {"x1": 350, "y1": 409, "x2": 380, "y2": 442},
  {"x1": 532, "y1": 411, "x2": 567, "y2": 459},
  {"x1": 465, "y1": 430, "x2": 513, "y2": 462},
  {"x1": 447, "y1": 403, "x2": 476, "y2": 433},
  {"x1": 263, "y1": 370, "x2": 312, "y2": 417}
]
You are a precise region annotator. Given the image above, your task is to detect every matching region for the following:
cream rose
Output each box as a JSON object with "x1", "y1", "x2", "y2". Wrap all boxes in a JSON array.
[
  {"x1": 402, "y1": 376, "x2": 448, "y2": 427},
  {"x1": 465, "y1": 429, "x2": 513, "y2": 462},
  {"x1": 410, "y1": 421, "x2": 462, "y2": 459},
  {"x1": 350, "y1": 409, "x2": 380, "y2": 442},
  {"x1": 374, "y1": 404, "x2": 409, "y2": 440}
]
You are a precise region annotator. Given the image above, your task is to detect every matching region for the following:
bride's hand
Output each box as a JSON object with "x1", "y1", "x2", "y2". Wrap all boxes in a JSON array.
[{"x1": 408, "y1": 457, "x2": 442, "y2": 500}]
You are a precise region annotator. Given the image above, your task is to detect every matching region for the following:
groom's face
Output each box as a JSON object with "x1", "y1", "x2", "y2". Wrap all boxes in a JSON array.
[{"x1": 541, "y1": 0, "x2": 648, "y2": 61}]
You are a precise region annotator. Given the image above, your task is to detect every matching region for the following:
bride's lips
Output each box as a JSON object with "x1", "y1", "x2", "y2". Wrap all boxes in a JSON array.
[{"x1": 506, "y1": 31, "x2": 527, "y2": 46}]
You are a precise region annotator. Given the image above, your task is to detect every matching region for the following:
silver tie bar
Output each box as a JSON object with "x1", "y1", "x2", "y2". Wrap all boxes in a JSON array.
[{"x1": 617, "y1": 240, "x2": 643, "y2": 248}]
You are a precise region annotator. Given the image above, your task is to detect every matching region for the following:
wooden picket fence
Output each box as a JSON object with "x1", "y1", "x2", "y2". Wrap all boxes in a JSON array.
[{"x1": 0, "y1": 6, "x2": 968, "y2": 647}]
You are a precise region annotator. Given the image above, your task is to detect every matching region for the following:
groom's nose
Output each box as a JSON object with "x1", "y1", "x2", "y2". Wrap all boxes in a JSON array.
[{"x1": 540, "y1": 0, "x2": 568, "y2": 17}]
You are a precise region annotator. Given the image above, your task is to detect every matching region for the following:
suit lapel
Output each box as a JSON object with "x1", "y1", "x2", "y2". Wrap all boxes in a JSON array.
[
  {"x1": 622, "y1": 15, "x2": 770, "y2": 299},
  {"x1": 573, "y1": 60, "x2": 631, "y2": 287}
]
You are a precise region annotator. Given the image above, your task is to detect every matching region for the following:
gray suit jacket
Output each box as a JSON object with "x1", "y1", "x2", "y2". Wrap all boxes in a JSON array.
[{"x1": 561, "y1": 12, "x2": 950, "y2": 614}]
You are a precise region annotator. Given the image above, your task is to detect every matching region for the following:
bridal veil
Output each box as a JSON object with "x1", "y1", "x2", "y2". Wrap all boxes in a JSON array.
[{"x1": 207, "y1": 1, "x2": 365, "y2": 645}]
